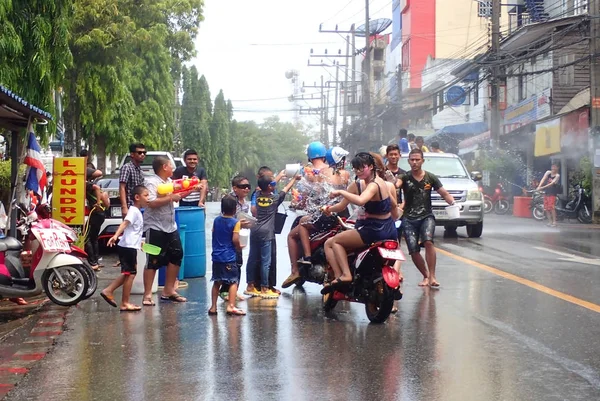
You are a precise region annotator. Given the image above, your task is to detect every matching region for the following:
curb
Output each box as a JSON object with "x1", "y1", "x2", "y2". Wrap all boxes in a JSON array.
[{"x1": 0, "y1": 304, "x2": 70, "y2": 399}]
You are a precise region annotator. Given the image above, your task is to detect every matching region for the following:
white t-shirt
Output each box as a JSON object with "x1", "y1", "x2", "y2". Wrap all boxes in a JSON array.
[{"x1": 118, "y1": 206, "x2": 144, "y2": 249}]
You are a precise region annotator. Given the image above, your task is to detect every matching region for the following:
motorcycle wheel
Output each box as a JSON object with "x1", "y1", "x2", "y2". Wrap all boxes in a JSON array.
[
  {"x1": 494, "y1": 199, "x2": 510, "y2": 215},
  {"x1": 42, "y1": 265, "x2": 90, "y2": 306},
  {"x1": 365, "y1": 280, "x2": 394, "y2": 324},
  {"x1": 578, "y1": 207, "x2": 592, "y2": 224},
  {"x1": 81, "y1": 261, "x2": 98, "y2": 300},
  {"x1": 483, "y1": 199, "x2": 493, "y2": 214},
  {"x1": 532, "y1": 205, "x2": 546, "y2": 221},
  {"x1": 322, "y1": 292, "x2": 338, "y2": 312}
]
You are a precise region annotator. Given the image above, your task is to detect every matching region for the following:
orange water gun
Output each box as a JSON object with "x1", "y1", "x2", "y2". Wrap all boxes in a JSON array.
[{"x1": 157, "y1": 176, "x2": 200, "y2": 195}]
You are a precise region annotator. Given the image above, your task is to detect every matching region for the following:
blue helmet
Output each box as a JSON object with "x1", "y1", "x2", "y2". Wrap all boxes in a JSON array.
[
  {"x1": 306, "y1": 141, "x2": 327, "y2": 160},
  {"x1": 326, "y1": 147, "x2": 349, "y2": 166}
]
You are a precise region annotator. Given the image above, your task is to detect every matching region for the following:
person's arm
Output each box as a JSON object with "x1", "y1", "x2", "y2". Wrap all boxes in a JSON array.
[
  {"x1": 250, "y1": 190, "x2": 258, "y2": 217},
  {"x1": 107, "y1": 220, "x2": 131, "y2": 247},
  {"x1": 331, "y1": 181, "x2": 379, "y2": 206},
  {"x1": 232, "y1": 221, "x2": 242, "y2": 250},
  {"x1": 281, "y1": 175, "x2": 300, "y2": 194},
  {"x1": 119, "y1": 168, "x2": 130, "y2": 214},
  {"x1": 325, "y1": 181, "x2": 357, "y2": 214},
  {"x1": 386, "y1": 182, "x2": 400, "y2": 220},
  {"x1": 93, "y1": 185, "x2": 109, "y2": 208},
  {"x1": 537, "y1": 172, "x2": 550, "y2": 190},
  {"x1": 275, "y1": 169, "x2": 286, "y2": 183},
  {"x1": 198, "y1": 168, "x2": 208, "y2": 206},
  {"x1": 437, "y1": 187, "x2": 456, "y2": 206},
  {"x1": 541, "y1": 173, "x2": 560, "y2": 189}
]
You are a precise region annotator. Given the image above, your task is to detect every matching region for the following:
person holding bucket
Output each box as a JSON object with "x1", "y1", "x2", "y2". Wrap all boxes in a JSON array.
[
  {"x1": 396, "y1": 149, "x2": 455, "y2": 288},
  {"x1": 245, "y1": 174, "x2": 300, "y2": 298},
  {"x1": 100, "y1": 185, "x2": 149, "y2": 311}
]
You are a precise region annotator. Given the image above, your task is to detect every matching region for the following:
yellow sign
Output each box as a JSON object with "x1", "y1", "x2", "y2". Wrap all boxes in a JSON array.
[
  {"x1": 52, "y1": 157, "x2": 86, "y2": 225},
  {"x1": 534, "y1": 119, "x2": 561, "y2": 157}
]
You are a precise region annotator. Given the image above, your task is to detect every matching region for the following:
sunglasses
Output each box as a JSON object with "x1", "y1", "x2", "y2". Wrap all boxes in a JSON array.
[
  {"x1": 236, "y1": 184, "x2": 251, "y2": 190},
  {"x1": 269, "y1": 181, "x2": 277, "y2": 187},
  {"x1": 135, "y1": 151, "x2": 147, "y2": 155}
]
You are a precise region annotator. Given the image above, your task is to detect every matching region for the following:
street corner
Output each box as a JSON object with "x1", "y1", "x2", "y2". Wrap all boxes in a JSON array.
[{"x1": 0, "y1": 302, "x2": 70, "y2": 399}]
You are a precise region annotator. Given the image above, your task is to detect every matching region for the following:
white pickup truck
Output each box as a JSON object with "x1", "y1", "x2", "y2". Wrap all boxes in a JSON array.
[{"x1": 114, "y1": 151, "x2": 177, "y2": 175}]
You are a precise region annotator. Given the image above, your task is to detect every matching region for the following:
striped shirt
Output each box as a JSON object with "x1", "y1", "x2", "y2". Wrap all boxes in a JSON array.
[
  {"x1": 119, "y1": 162, "x2": 145, "y2": 207},
  {"x1": 172, "y1": 166, "x2": 207, "y2": 204}
]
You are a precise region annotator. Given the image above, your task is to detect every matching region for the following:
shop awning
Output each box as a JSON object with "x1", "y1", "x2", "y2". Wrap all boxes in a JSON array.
[
  {"x1": 458, "y1": 130, "x2": 490, "y2": 155},
  {"x1": 0, "y1": 85, "x2": 52, "y2": 130},
  {"x1": 426, "y1": 121, "x2": 488, "y2": 144},
  {"x1": 499, "y1": 16, "x2": 585, "y2": 53}
]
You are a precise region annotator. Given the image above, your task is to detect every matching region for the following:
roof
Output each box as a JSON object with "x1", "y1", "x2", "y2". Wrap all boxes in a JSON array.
[
  {"x1": 499, "y1": 15, "x2": 586, "y2": 53},
  {"x1": 0, "y1": 85, "x2": 53, "y2": 130},
  {"x1": 424, "y1": 121, "x2": 488, "y2": 145}
]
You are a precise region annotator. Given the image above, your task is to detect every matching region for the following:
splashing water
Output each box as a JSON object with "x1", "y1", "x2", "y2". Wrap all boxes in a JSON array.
[{"x1": 291, "y1": 175, "x2": 341, "y2": 224}]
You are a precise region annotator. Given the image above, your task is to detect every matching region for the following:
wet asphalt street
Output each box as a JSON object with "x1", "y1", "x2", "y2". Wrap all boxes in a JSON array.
[{"x1": 6, "y1": 205, "x2": 600, "y2": 401}]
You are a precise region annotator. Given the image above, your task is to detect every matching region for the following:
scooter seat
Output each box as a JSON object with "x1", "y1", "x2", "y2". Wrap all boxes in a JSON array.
[{"x1": 0, "y1": 238, "x2": 22, "y2": 252}]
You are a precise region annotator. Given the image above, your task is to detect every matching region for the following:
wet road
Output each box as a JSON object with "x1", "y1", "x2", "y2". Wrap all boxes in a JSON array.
[{"x1": 6, "y1": 206, "x2": 600, "y2": 401}]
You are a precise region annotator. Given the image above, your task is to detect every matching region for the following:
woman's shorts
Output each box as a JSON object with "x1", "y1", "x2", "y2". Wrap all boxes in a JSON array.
[
  {"x1": 211, "y1": 262, "x2": 240, "y2": 284},
  {"x1": 355, "y1": 217, "x2": 398, "y2": 245},
  {"x1": 402, "y1": 215, "x2": 436, "y2": 255},
  {"x1": 544, "y1": 195, "x2": 556, "y2": 211}
]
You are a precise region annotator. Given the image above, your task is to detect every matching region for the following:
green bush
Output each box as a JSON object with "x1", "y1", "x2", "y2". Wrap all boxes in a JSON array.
[{"x1": 0, "y1": 161, "x2": 25, "y2": 206}]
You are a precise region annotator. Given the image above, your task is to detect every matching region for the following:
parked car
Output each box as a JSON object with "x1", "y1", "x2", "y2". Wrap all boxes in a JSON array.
[
  {"x1": 174, "y1": 157, "x2": 184, "y2": 168},
  {"x1": 94, "y1": 174, "x2": 124, "y2": 246},
  {"x1": 113, "y1": 151, "x2": 176, "y2": 175},
  {"x1": 398, "y1": 152, "x2": 484, "y2": 238}
]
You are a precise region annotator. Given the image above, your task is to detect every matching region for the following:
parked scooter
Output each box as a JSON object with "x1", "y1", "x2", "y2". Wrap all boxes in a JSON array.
[
  {"x1": 0, "y1": 203, "x2": 91, "y2": 306},
  {"x1": 532, "y1": 185, "x2": 592, "y2": 224},
  {"x1": 483, "y1": 182, "x2": 510, "y2": 215},
  {"x1": 528, "y1": 190, "x2": 546, "y2": 221}
]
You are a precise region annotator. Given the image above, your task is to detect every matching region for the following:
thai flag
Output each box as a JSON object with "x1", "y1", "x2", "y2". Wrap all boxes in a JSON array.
[{"x1": 24, "y1": 131, "x2": 47, "y2": 195}]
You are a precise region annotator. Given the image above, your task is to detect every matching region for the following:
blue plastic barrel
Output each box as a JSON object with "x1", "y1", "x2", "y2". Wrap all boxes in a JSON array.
[{"x1": 175, "y1": 206, "x2": 206, "y2": 277}]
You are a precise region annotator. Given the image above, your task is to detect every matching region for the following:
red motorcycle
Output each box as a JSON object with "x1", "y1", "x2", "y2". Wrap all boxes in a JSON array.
[
  {"x1": 483, "y1": 183, "x2": 510, "y2": 215},
  {"x1": 291, "y1": 215, "x2": 405, "y2": 324}
]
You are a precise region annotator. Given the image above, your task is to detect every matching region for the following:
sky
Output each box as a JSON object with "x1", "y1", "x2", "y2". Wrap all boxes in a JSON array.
[{"x1": 192, "y1": 0, "x2": 394, "y2": 129}]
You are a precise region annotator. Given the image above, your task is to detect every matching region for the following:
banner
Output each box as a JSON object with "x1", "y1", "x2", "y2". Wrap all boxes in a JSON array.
[
  {"x1": 534, "y1": 118, "x2": 561, "y2": 157},
  {"x1": 52, "y1": 157, "x2": 86, "y2": 225}
]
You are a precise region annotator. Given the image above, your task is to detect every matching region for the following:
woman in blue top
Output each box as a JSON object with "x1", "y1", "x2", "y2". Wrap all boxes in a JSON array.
[{"x1": 322, "y1": 152, "x2": 398, "y2": 288}]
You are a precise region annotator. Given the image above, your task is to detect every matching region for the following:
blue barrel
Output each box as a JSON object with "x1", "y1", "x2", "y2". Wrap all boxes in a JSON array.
[
  {"x1": 175, "y1": 206, "x2": 206, "y2": 278},
  {"x1": 158, "y1": 224, "x2": 186, "y2": 286}
]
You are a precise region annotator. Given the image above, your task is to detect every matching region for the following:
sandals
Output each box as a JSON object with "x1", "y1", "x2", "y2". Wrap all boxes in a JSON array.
[
  {"x1": 320, "y1": 278, "x2": 350, "y2": 295},
  {"x1": 208, "y1": 309, "x2": 218, "y2": 316},
  {"x1": 120, "y1": 305, "x2": 142, "y2": 312},
  {"x1": 160, "y1": 294, "x2": 187, "y2": 303},
  {"x1": 100, "y1": 291, "x2": 117, "y2": 308},
  {"x1": 226, "y1": 307, "x2": 246, "y2": 316},
  {"x1": 142, "y1": 298, "x2": 155, "y2": 306},
  {"x1": 282, "y1": 273, "x2": 301, "y2": 288}
]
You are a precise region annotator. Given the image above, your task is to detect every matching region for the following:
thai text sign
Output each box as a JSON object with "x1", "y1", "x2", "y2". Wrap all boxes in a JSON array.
[{"x1": 52, "y1": 157, "x2": 86, "y2": 225}]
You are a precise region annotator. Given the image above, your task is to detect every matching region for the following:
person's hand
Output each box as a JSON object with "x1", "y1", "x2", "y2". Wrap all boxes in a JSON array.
[
  {"x1": 385, "y1": 170, "x2": 396, "y2": 183},
  {"x1": 198, "y1": 201, "x2": 205, "y2": 208},
  {"x1": 107, "y1": 235, "x2": 117, "y2": 247},
  {"x1": 294, "y1": 174, "x2": 301, "y2": 181},
  {"x1": 240, "y1": 218, "x2": 253, "y2": 228},
  {"x1": 122, "y1": 205, "x2": 128, "y2": 217},
  {"x1": 329, "y1": 190, "x2": 341, "y2": 198},
  {"x1": 276, "y1": 169, "x2": 286, "y2": 181},
  {"x1": 321, "y1": 205, "x2": 332, "y2": 216},
  {"x1": 171, "y1": 193, "x2": 182, "y2": 203}
]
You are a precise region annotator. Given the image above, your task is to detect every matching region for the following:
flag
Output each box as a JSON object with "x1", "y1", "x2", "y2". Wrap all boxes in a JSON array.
[{"x1": 24, "y1": 131, "x2": 47, "y2": 195}]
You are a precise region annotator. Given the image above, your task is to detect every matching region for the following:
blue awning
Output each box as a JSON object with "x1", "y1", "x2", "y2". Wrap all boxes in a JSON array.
[
  {"x1": 425, "y1": 121, "x2": 488, "y2": 144},
  {"x1": 0, "y1": 85, "x2": 53, "y2": 130}
]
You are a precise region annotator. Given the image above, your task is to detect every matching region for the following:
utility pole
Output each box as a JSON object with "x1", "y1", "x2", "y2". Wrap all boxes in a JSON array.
[
  {"x1": 333, "y1": 62, "x2": 340, "y2": 146},
  {"x1": 364, "y1": 0, "x2": 372, "y2": 137},
  {"x1": 590, "y1": 0, "x2": 600, "y2": 223},
  {"x1": 490, "y1": 0, "x2": 501, "y2": 149},
  {"x1": 320, "y1": 75, "x2": 325, "y2": 142},
  {"x1": 342, "y1": 35, "x2": 350, "y2": 137}
]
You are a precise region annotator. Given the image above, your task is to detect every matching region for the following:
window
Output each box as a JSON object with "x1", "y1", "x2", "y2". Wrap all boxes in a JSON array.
[
  {"x1": 478, "y1": 1, "x2": 492, "y2": 17},
  {"x1": 401, "y1": 40, "x2": 410, "y2": 71},
  {"x1": 558, "y1": 54, "x2": 575, "y2": 86}
]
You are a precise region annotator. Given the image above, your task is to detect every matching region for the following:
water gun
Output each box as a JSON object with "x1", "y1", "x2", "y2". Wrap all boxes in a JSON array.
[
  {"x1": 157, "y1": 176, "x2": 200, "y2": 195},
  {"x1": 303, "y1": 166, "x2": 321, "y2": 176},
  {"x1": 291, "y1": 188, "x2": 302, "y2": 203}
]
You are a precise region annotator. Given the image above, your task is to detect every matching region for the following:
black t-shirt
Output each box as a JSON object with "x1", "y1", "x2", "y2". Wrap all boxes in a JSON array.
[
  {"x1": 388, "y1": 167, "x2": 406, "y2": 203},
  {"x1": 401, "y1": 171, "x2": 443, "y2": 220}
]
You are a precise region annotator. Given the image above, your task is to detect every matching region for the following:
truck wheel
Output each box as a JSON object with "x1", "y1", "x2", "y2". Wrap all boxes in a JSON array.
[{"x1": 466, "y1": 222, "x2": 483, "y2": 238}]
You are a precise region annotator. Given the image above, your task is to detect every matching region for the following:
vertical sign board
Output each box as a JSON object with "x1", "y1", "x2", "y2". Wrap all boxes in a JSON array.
[{"x1": 52, "y1": 157, "x2": 86, "y2": 225}]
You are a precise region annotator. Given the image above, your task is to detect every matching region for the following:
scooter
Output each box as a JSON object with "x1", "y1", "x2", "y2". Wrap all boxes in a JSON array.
[
  {"x1": 483, "y1": 183, "x2": 510, "y2": 215},
  {"x1": 320, "y1": 216, "x2": 405, "y2": 324},
  {"x1": 555, "y1": 185, "x2": 592, "y2": 224},
  {"x1": 0, "y1": 203, "x2": 91, "y2": 306},
  {"x1": 528, "y1": 190, "x2": 546, "y2": 221}
]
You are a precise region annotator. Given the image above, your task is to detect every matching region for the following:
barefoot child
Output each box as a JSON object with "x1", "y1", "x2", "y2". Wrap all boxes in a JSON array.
[
  {"x1": 100, "y1": 185, "x2": 149, "y2": 311},
  {"x1": 208, "y1": 195, "x2": 246, "y2": 316}
]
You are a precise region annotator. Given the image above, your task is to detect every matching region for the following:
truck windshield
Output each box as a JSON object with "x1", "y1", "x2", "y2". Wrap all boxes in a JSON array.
[{"x1": 398, "y1": 157, "x2": 468, "y2": 178}]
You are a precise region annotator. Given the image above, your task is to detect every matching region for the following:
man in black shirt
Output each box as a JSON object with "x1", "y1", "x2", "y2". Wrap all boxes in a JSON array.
[
  {"x1": 172, "y1": 149, "x2": 208, "y2": 207},
  {"x1": 397, "y1": 149, "x2": 455, "y2": 288}
]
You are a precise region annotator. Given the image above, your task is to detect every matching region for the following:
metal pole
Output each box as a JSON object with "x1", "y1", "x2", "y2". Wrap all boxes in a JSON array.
[
  {"x1": 351, "y1": 24, "x2": 356, "y2": 110},
  {"x1": 325, "y1": 80, "x2": 330, "y2": 147},
  {"x1": 320, "y1": 75, "x2": 325, "y2": 143},
  {"x1": 9, "y1": 130, "x2": 18, "y2": 237},
  {"x1": 364, "y1": 0, "x2": 372, "y2": 135},
  {"x1": 333, "y1": 62, "x2": 339, "y2": 146},
  {"x1": 590, "y1": 0, "x2": 600, "y2": 223},
  {"x1": 490, "y1": 0, "x2": 501, "y2": 148},
  {"x1": 342, "y1": 35, "x2": 350, "y2": 135}
]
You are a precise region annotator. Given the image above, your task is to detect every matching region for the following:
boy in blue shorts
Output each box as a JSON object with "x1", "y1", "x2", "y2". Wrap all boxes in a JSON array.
[
  {"x1": 208, "y1": 195, "x2": 245, "y2": 316},
  {"x1": 100, "y1": 185, "x2": 149, "y2": 311}
]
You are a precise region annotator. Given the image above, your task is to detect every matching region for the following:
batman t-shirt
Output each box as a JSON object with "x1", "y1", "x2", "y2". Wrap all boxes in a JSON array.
[{"x1": 251, "y1": 191, "x2": 287, "y2": 241}]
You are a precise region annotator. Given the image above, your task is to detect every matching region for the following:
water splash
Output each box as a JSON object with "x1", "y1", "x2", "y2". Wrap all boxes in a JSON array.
[{"x1": 290, "y1": 175, "x2": 341, "y2": 224}]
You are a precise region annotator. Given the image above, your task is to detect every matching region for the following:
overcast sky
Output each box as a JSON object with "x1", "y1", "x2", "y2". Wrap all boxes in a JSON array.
[{"x1": 192, "y1": 0, "x2": 393, "y2": 129}]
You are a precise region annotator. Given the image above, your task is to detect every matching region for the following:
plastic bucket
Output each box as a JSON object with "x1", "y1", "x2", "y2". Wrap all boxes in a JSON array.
[
  {"x1": 239, "y1": 228, "x2": 250, "y2": 247},
  {"x1": 274, "y1": 212, "x2": 287, "y2": 234},
  {"x1": 131, "y1": 248, "x2": 158, "y2": 294},
  {"x1": 446, "y1": 204, "x2": 460, "y2": 219},
  {"x1": 142, "y1": 243, "x2": 161, "y2": 255},
  {"x1": 285, "y1": 163, "x2": 302, "y2": 177}
]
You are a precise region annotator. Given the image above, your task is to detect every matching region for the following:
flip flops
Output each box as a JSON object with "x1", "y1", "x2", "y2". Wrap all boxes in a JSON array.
[
  {"x1": 142, "y1": 298, "x2": 155, "y2": 306},
  {"x1": 208, "y1": 309, "x2": 218, "y2": 316},
  {"x1": 100, "y1": 291, "x2": 117, "y2": 308},
  {"x1": 226, "y1": 307, "x2": 246, "y2": 316},
  {"x1": 160, "y1": 294, "x2": 187, "y2": 303},
  {"x1": 120, "y1": 305, "x2": 142, "y2": 312}
]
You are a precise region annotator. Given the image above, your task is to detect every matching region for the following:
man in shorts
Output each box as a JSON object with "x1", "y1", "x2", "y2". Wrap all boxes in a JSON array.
[
  {"x1": 397, "y1": 149, "x2": 455, "y2": 288},
  {"x1": 142, "y1": 156, "x2": 197, "y2": 304}
]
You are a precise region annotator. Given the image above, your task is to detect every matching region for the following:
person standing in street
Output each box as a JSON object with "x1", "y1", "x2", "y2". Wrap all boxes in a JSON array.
[
  {"x1": 119, "y1": 143, "x2": 146, "y2": 217},
  {"x1": 142, "y1": 156, "x2": 197, "y2": 305},
  {"x1": 396, "y1": 149, "x2": 456, "y2": 288},
  {"x1": 415, "y1": 136, "x2": 429, "y2": 152},
  {"x1": 398, "y1": 128, "x2": 410, "y2": 153},
  {"x1": 537, "y1": 162, "x2": 561, "y2": 227},
  {"x1": 172, "y1": 149, "x2": 208, "y2": 207},
  {"x1": 85, "y1": 173, "x2": 109, "y2": 271},
  {"x1": 408, "y1": 133, "x2": 418, "y2": 150},
  {"x1": 430, "y1": 141, "x2": 444, "y2": 153},
  {"x1": 100, "y1": 185, "x2": 149, "y2": 312}
]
